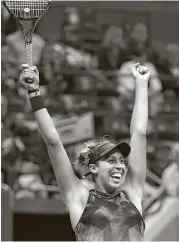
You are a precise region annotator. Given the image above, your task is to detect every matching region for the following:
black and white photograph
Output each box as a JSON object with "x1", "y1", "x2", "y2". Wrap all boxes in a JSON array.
[{"x1": 1, "y1": 1, "x2": 179, "y2": 241}]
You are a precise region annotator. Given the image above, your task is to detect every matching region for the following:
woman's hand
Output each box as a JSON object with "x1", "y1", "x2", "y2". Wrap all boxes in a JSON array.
[
  {"x1": 132, "y1": 63, "x2": 150, "y2": 86},
  {"x1": 20, "y1": 64, "x2": 40, "y2": 92}
]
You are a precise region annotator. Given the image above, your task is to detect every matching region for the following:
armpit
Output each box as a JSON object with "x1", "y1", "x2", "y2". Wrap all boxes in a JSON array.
[{"x1": 81, "y1": 178, "x2": 94, "y2": 190}]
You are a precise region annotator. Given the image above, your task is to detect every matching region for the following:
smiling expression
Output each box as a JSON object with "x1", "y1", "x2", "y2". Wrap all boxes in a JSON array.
[{"x1": 89, "y1": 151, "x2": 128, "y2": 194}]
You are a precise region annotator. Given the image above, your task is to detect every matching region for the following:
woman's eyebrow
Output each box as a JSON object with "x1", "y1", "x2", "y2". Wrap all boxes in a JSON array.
[{"x1": 108, "y1": 155, "x2": 123, "y2": 159}]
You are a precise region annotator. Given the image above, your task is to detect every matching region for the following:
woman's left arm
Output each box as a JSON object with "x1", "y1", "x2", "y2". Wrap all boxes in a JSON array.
[{"x1": 127, "y1": 64, "x2": 150, "y2": 200}]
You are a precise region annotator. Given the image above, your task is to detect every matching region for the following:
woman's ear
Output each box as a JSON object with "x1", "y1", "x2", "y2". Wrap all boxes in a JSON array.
[{"x1": 89, "y1": 164, "x2": 98, "y2": 175}]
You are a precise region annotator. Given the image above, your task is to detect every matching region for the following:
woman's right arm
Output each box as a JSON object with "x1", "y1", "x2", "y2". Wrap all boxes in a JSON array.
[{"x1": 20, "y1": 65, "x2": 85, "y2": 205}]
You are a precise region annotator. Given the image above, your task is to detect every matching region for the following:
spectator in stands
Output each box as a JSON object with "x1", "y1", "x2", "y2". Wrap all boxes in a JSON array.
[
  {"x1": 1, "y1": 129, "x2": 14, "y2": 158},
  {"x1": 14, "y1": 161, "x2": 47, "y2": 199},
  {"x1": 6, "y1": 23, "x2": 45, "y2": 67},
  {"x1": 98, "y1": 26, "x2": 128, "y2": 75},
  {"x1": 40, "y1": 42, "x2": 65, "y2": 87},
  {"x1": 1, "y1": 95, "x2": 8, "y2": 121},
  {"x1": 149, "y1": 41, "x2": 179, "y2": 96},
  {"x1": 166, "y1": 43, "x2": 179, "y2": 79},
  {"x1": 118, "y1": 24, "x2": 161, "y2": 95},
  {"x1": 19, "y1": 62, "x2": 150, "y2": 240},
  {"x1": 171, "y1": 143, "x2": 179, "y2": 165},
  {"x1": 40, "y1": 7, "x2": 97, "y2": 112},
  {"x1": 1, "y1": 172, "x2": 5, "y2": 183},
  {"x1": 118, "y1": 25, "x2": 163, "y2": 115},
  {"x1": 165, "y1": 43, "x2": 179, "y2": 96},
  {"x1": 2, "y1": 34, "x2": 18, "y2": 82},
  {"x1": 2, "y1": 34, "x2": 28, "y2": 115},
  {"x1": 129, "y1": 23, "x2": 148, "y2": 48}
]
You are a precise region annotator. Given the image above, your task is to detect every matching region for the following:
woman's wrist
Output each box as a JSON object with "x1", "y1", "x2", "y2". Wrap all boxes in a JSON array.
[
  {"x1": 28, "y1": 91, "x2": 46, "y2": 112},
  {"x1": 28, "y1": 89, "x2": 41, "y2": 98},
  {"x1": 135, "y1": 81, "x2": 148, "y2": 90}
]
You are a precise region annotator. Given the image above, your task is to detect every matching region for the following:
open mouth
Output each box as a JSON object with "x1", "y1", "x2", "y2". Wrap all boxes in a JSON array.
[{"x1": 110, "y1": 173, "x2": 122, "y2": 183}]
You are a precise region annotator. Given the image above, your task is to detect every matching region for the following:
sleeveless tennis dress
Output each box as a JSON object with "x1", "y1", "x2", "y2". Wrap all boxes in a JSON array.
[{"x1": 75, "y1": 189, "x2": 145, "y2": 241}]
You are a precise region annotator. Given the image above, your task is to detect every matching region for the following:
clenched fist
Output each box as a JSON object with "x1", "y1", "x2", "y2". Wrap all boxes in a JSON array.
[
  {"x1": 20, "y1": 64, "x2": 40, "y2": 92},
  {"x1": 132, "y1": 63, "x2": 150, "y2": 86}
]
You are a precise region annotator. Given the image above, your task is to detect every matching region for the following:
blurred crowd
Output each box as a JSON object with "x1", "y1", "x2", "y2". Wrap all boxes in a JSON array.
[{"x1": 1, "y1": 6, "x2": 179, "y2": 203}]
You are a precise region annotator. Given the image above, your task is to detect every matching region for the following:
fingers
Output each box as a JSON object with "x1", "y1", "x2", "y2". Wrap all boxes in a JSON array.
[
  {"x1": 21, "y1": 69, "x2": 35, "y2": 76},
  {"x1": 20, "y1": 65, "x2": 39, "y2": 82},
  {"x1": 136, "y1": 65, "x2": 149, "y2": 75},
  {"x1": 21, "y1": 64, "x2": 38, "y2": 74},
  {"x1": 30, "y1": 66, "x2": 39, "y2": 74},
  {"x1": 20, "y1": 65, "x2": 39, "y2": 90},
  {"x1": 20, "y1": 75, "x2": 33, "y2": 86},
  {"x1": 143, "y1": 66, "x2": 149, "y2": 73},
  {"x1": 21, "y1": 74, "x2": 35, "y2": 82},
  {"x1": 20, "y1": 68, "x2": 37, "y2": 85},
  {"x1": 132, "y1": 63, "x2": 150, "y2": 81},
  {"x1": 133, "y1": 62, "x2": 140, "y2": 68},
  {"x1": 21, "y1": 64, "x2": 29, "y2": 71},
  {"x1": 132, "y1": 62, "x2": 140, "y2": 72},
  {"x1": 136, "y1": 65, "x2": 141, "y2": 73},
  {"x1": 21, "y1": 68, "x2": 36, "y2": 77}
]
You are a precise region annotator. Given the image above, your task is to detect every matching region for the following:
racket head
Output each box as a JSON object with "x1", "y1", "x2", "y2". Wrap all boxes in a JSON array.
[
  {"x1": 3, "y1": 0, "x2": 51, "y2": 21},
  {"x1": 3, "y1": 0, "x2": 51, "y2": 43}
]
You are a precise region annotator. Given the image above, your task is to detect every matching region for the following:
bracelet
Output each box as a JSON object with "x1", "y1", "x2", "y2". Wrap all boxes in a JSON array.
[
  {"x1": 29, "y1": 95, "x2": 46, "y2": 112},
  {"x1": 28, "y1": 90, "x2": 41, "y2": 98},
  {"x1": 28, "y1": 89, "x2": 40, "y2": 94}
]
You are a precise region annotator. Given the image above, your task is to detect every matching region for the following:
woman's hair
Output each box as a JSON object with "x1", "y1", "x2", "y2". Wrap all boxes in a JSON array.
[
  {"x1": 72, "y1": 136, "x2": 117, "y2": 179},
  {"x1": 75, "y1": 136, "x2": 117, "y2": 167}
]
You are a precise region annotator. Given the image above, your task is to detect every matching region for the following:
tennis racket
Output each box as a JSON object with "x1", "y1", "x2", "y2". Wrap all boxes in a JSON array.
[{"x1": 3, "y1": 0, "x2": 51, "y2": 83}]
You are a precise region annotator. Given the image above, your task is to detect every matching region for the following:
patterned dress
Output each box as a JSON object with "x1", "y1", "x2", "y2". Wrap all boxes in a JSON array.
[{"x1": 75, "y1": 189, "x2": 145, "y2": 241}]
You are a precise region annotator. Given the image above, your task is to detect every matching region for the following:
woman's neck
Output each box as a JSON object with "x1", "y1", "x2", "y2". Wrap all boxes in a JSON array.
[{"x1": 94, "y1": 183, "x2": 120, "y2": 196}]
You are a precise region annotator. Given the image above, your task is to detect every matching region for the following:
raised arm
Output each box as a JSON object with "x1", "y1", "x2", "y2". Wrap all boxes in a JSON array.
[
  {"x1": 125, "y1": 63, "x2": 150, "y2": 203},
  {"x1": 130, "y1": 63, "x2": 149, "y2": 135},
  {"x1": 19, "y1": 65, "x2": 84, "y2": 204}
]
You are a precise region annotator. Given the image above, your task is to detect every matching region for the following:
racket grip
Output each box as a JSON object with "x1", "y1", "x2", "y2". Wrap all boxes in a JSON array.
[
  {"x1": 25, "y1": 43, "x2": 33, "y2": 83},
  {"x1": 26, "y1": 43, "x2": 33, "y2": 66}
]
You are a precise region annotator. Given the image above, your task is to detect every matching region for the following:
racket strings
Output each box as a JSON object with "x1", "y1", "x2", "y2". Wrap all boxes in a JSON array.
[{"x1": 4, "y1": 0, "x2": 49, "y2": 19}]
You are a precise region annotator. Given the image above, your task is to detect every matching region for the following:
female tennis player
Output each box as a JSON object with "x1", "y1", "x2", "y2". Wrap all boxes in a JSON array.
[{"x1": 20, "y1": 63, "x2": 150, "y2": 241}]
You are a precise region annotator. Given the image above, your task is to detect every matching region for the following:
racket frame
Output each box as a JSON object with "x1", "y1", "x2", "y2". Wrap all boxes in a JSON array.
[{"x1": 3, "y1": 0, "x2": 51, "y2": 44}]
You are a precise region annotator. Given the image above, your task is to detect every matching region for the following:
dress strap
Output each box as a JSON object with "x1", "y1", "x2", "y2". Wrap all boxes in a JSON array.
[{"x1": 120, "y1": 190, "x2": 130, "y2": 201}]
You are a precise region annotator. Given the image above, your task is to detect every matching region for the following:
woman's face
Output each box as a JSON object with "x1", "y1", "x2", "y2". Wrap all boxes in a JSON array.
[{"x1": 89, "y1": 151, "x2": 128, "y2": 194}]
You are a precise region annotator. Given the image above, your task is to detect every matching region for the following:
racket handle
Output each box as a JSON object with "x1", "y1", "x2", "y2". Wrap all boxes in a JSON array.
[
  {"x1": 25, "y1": 43, "x2": 33, "y2": 83},
  {"x1": 26, "y1": 43, "x2": 33, "y2": 66}
]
